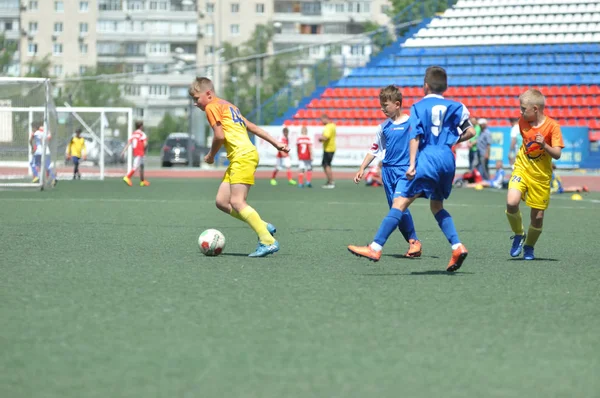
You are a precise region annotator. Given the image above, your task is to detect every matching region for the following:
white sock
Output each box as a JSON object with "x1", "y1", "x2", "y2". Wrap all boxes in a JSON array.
[
  {"x1": 370, "y1": 242, "x2": 383, "y2": 252},
  {"x1": 451, "y1": 243, "x2": 462, "y2": 250}
]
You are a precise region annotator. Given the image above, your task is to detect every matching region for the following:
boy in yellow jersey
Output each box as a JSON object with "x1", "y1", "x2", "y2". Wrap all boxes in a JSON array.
[
  {"x1": 189, "y1": 77, "x2": 289, "y2": 257},
  {"x1": 506, "y1": 89, "x2": 564, "y2": 260},
  {"x1": 66, "y1": 128, "x2": 87, "y2": 180},
  {"x1": 318, "y1": 114, "x2": 336, "y2": 188}
]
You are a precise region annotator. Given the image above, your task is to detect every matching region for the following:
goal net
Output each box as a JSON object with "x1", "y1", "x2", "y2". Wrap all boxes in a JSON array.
[
  {"x1": 0, "y1": 78, "x2": 59, "y2": 189},
  {"x1": 0, "y1": 78, "x2": 134, "y2": 185}
]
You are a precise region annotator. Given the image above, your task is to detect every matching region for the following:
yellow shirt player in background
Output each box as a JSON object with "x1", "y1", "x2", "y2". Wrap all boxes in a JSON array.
[
  {"x1": 506, "y1": 89, "x2": 564, "y2": 261},
  {"x1": 189, "y1": 77, "x2": 289, "y2": 257},
  {"x1": 66, "y1": 127, "x2": 86, "y2": 180},
  {"x1": 318, "y1": 114, "x2": 336, "y2": 188}
]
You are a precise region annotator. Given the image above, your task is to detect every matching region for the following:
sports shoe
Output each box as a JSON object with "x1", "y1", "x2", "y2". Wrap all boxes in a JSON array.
[
  {"x1": 270, "y1": 179, "x2": 277, "y2": 186},
  {"x1": 447, "y1": 243, "x2": 468, "y2": 272},
  {"x1": 305, "y1": 182, "x2": 312, "y2": 188},
  {"x1": 32, "y1": 177, "x2": 39, "y2": 183},
  {"x1": 347, "y1": 245, "x2": 381, "y2": 262},
  {"x1": 322, "y1": 183, "x2": 335, "y2": 189},
  {"x1": 405, "y1": 239, "x2": 422, "y2": 258},
  {"x1": 288, "y1": 179, "x2": 297, "y2": 185},
  {"x1": 582, "y1": 186, "x2": 589, "y2": 193},
  {"x1": 51, "y1": 179, "x2": 58, "y2": 187},
  {"x1": 266, "y1": 223, "x2": 276, "y2": 236},
  {"x1": 249, "y1": 241, "x2": 279, "y2": 257},
  {"x1": 123, "y1": 176, "x2": 132, "y2": 186},
  {"x1": 523, "y1": 245, "x2": 535, "y2": 260},
  {"x1": 297, "y1": 183, "x2": 304, "y2": 188},
  {"x1": 510, "y1": 234, "x2": 526, "y2": 257},
  {"x1": 140, "y1": 180, "x2": 150, "y2": 187}
]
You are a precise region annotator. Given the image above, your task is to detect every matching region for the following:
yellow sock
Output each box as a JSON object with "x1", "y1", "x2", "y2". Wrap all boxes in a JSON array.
[
  {"x1": 525, "y1": 226, "x2": 542, "y2": 247},
  {"x1": 239, "y1": 206, "x2": 275, "y2": 245},
  {"x1": 230, "y1": 209, "x2": 269, "y2": 228},
  {"x1": 505, "y1": 210, "x2": 524, "y2": 235}
]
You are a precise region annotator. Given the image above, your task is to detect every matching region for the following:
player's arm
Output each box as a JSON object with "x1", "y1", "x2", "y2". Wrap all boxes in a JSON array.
[
  {"x1": 120, "y1": 140, "x2": 131, "y2": 157},
  {"x1": 318, "y1": 126, "x2": 331, "y2": 142},
  {"x1": 206, "y1": 122, "x2": 225, "y2": 161},
  {"x1": 29, "y1": 133, "x2": 35, "y2": 154},
  {"x1": 245, "y1": 119, "x2": 289, "y2": 152},
  {"x1": 81, "y1": 140, "x2": 87, "y2": 160},
  {"x1": 457, "y1": 119, "x2": 476, "y2": 144},
  {"x1": 536, "y1": 132, "x2": 562, "y2": 160},
  {"x1": 354, "y1": 153, "x2": 376, "y2": 184}
]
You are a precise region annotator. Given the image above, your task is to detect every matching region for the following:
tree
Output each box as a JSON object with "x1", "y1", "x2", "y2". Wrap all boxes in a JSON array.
[
  {"x1": 0, "y1": 33, "x2": 18, "y2": 76},
  {"x1": 25, "y1": 54, "x2": 52, "y2": 78},
  {"x1": 150, "y1": 112, "x2": 188, "y2": 149},
  {"x1": 55, "y1": 66, "x2": 132, "y2": 108}
]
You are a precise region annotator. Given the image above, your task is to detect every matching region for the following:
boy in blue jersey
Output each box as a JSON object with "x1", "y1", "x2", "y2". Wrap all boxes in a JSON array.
[
  {"x1": 355, "y1": 67, "x2": 476, "y2": 271},
  {"x1": 348, "y1": 85, "x2": 422, "y2": 261}
]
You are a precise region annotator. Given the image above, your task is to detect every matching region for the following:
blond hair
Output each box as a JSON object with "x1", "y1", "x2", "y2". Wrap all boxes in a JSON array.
[
  {"x1": 519, "y1": 89, "x2": 545, "y2": 109},
  {"x1": 189, "y1": 77, "x2": 214, "y2": 97}
]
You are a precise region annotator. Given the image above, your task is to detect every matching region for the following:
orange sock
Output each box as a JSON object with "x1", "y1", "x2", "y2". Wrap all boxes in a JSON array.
[
  {"x1": 286, "y1": 169, "x2": 292, "y2": 180},
  {"x1": 306, "y1": 170, "x2": 312, "y2": 182},
  {"x1": 126, "y1": 169, "x2": 135, "y2": 178},
  {"x1": 298, "y1": 173, "x2": 304, "y2": 184},
  {"x1": 271, "y1": 169, "x2": 277, "y2": 179}
]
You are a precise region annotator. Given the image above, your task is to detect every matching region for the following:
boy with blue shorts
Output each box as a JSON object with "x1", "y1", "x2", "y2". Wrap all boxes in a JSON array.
[
  {"x1": 348, "y1": 85, "x2": 422, "y2": 261},
  {"x1": 354, "y1": 67, "x2": 476, "y2": 271}
]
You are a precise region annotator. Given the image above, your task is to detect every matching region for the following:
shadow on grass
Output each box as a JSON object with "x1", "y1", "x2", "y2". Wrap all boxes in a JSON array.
[
  {"x1": 507, "y1": 258, "x2": 559, "y2": 262},
  {"x1": 220, "y1": 252, "x2": 250, "y2": 257},
  {"x1": 360, "y1": 270, "x2": 474, "y2": 276},
  {"x1": 383, "y1": 254, "x2": 440, "y2": 259}
]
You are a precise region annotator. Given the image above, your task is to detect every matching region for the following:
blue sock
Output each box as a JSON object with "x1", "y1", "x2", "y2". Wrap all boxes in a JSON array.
[
  {"x1": 434, "y1": 209, "x2": 460, "y2": 246},
  {"x1": 373, "y1": 208, "x2": 403, "y2": 247},
  {"x1": 397, "y1": 209, "x2": 418, "y2": 242}
]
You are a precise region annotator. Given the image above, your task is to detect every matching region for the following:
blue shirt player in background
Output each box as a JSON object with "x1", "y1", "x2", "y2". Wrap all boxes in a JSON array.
[
  {"x1": 348, "y1": 85, "x2": 422, "y2": 261},
  {"x1": 389, "y1": 66, "x2": 476, "y2": 272}
]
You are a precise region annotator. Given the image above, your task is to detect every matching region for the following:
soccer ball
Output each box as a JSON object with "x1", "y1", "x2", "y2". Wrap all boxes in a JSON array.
[{"x1": 198, "y1": 229, "x2": 226, "y2": 256}]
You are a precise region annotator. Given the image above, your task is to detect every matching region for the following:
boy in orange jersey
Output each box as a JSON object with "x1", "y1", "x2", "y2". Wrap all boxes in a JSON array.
[
  {"x1": 189, "y1": 77, "x2": 289, "y2": 257},
  {"x1": 506, "y1": 89, "x2": 564, "y2": 260}
]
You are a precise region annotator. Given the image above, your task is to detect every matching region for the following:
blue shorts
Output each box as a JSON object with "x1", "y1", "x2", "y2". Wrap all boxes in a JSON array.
[
  {"x1": 382, "y1": 165, "x2": 410, "y2": 207},
  {"x1": 402, "y1": 146, "x2": 456, "y2": 201},
  {"x1": 72, "y1": 156, "x2": 80, "y2": 165}
]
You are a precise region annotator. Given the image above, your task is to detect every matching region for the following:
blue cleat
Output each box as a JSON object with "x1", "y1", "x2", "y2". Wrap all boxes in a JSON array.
[
  {"x1": 249, "y1": 241, "x2": 279, "y2": 257},
  {"x1": 305, "y1": 182, "x2": 312, "y2": 188},
  {"x1": 510, "y1": 234, "x2": 526, "y2": 257},
  {"x1": 266, "y1": 223, "x2": 276, "y2": 235},
  {"x1": 523, "y1": 245, "x2": 535, "y2": 260},
  {"x1": 298, "y1": 183, "x2": 304, "y2": 188}
]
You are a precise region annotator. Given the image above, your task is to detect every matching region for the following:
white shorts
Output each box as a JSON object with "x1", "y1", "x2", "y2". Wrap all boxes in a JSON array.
[
  {"x1": 133, "y1": 155, "x2": 145, "y2": 169},
  {"x1": 275, "y1": 157, "x2": 291, "y2": 170},
  {"x1": 298, "y1": 159, "x2": 312, "y2": 171}
]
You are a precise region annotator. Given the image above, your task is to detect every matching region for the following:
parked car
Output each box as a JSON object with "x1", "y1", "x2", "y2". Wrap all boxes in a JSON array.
[{"x1": 161, "y1": 133, "x2": 204, "y2": 167}]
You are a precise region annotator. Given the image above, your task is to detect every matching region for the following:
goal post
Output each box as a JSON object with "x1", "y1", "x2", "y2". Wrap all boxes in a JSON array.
[
  {"x1": 0, "y1": 77, "x2": 134, "y2": 184},
  {"x1": 0, "y1": 77, "x2": 56, "y2": 189}
]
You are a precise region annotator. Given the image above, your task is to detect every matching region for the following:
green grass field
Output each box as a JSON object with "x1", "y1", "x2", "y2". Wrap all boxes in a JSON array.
[{"x1": 2, "y1": 179, "x2": 600, "y2": 398}]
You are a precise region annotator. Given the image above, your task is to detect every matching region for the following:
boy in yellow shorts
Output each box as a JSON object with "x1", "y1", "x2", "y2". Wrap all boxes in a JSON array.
[
  {"x1": 506, "y1": 89, "x2": 564, "y2": 260},
  {"x1": 189, "y1": 77, "x2": 289, "y2": 257}
]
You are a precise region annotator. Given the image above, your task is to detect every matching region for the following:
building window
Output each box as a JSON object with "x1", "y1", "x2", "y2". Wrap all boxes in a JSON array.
[
  {"x1": 98, "y1": 0, "x2": 121, "y2": 11},
  {"x1": 28, "y1": 1, "x2": 38, "y2": 10},
  {"x1": 79, "y1": 43, "x2": 88, "y2": 54},
  {"x1": 148, "y1": 85, "x2": 169, "y2": 97},
  {"x1": 205, "y1": 23, "x2": 214, "y2": 36},
  {"x1": 230, "y1": 24, "x2": 239, "y2": 35},
  {"x1": 381, "y1": 5, "x2": 390, "y2": 13},
  {"x1": 80, "y1": 23, "x2": 88, "y2": 34},
  {"x1": 53, "y1": 65, "x2": 63, "y2": 76},
  {"x1": 148, "y1": 43, "x2": 169, "y2": 55},
  {"x1": 54, "y1": 22, "x2": 63, "y2": 34},
  {"x1": 206, "y1": 2, "x2": 214, "y2": 13},
  {"x1": 204, "y1": 45, "x2": 214, "y2": 55},
  {"x1": 53, "y1": 43, "x2": 63, "y2": 55},
  {"x1": 149, "y1": 1, "x2": 168, "y2": 10},
  {"x1": 124, "y1": 85, "x2": 141, "y2": 96},
  {"x1": 79, "y1": 1, "x2": 89, "y2": 11},
  {"x1": 256, "y1": 3, "x2": 264, "y2": 14},
  {"x1": 335, "y1": 4, "x2": 345, "y2": 12},
  {"x1": 127, "y1": 0, "x2": 144, "y2": 11},
  {"x1": 134, "y1": 107, "x2": 144, "y2": 118},
  {"x1": 79, "y1": 65, "x2": 87, "y2": 75},
  {"x1": 27, "y1": 42, "x2": 37, "y2": 55},
  {"x1": 125, "y1": 42, "x2": 145, "y2": 55},
  {"x1": 28, "y1": 22, "x2": 38, "y2": 34},
  {"x1": 231, "y1": 3, "x2": 239, "y2": 13},
  {"x1": 350, "y1": 44, "x2": 364, "y2": 55},
  {"x1": 55, "y1": 1, "x2": 64, "y2": 12},
  {"x1": 98, "y1": 20, "x2": 118, "y2": 32}
]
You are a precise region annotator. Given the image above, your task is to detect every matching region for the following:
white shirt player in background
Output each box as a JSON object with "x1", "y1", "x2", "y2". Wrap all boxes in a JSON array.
[
  {"x1": 296, "y1": 125, "x2": 313, "y2": 188},
  {"x1": 270, "y1": 126, "x2": 297, "y2": 186},
  {"x1": 29, "y1": 121, "x2": 57, "y2": 186},
  {"x1": 121, "y1": 120, "x2": 150, "y2": 187}
]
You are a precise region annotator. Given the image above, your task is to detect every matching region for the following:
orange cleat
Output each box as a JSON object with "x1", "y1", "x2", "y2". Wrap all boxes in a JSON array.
[
  {"x1": 140, "y1": 180, "x2": 150, "y2": 187},
  {"x1": 447, "y1": 243, "x2": 468, "y2": 272},
  {"x1": 405, "y1": 239, "x2": 422, "y2": 258},
  {"x1": 347, "y1": 245, "x2": 381, "y2": 262},
  {"x1": 582, "y1": 186, "x2": 589, "y2": 193},
  {"x1": 123, "y1": 176, "x2": 132, "y2": 186}
]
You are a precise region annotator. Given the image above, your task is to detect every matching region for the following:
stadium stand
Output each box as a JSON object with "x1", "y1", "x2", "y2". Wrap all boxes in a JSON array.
[{"x1": 283, "y1": 0, "x2": 600, "y2": 141}]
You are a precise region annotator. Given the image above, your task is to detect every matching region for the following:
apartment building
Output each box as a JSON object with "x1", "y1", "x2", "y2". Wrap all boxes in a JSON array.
[
  {"x1": 0, "y1": 0, "x2": 22, "y2": 75},
  {"x1": 272, "y1": 0, "x2": 391, "y2": 68}
]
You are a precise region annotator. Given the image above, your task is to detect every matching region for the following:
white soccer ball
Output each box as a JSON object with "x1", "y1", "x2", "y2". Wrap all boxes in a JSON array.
[{"x1": 198, "y1": 229, "x2": 226, "y2": 256}]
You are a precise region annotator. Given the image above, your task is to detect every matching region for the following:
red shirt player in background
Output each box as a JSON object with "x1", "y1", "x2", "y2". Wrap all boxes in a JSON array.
[
  {"x1": 296, "y1": 125, "x2": 313, "y2": 188},
  {"x1": 270, "y1": 126, "x2": 297, "y2": 186},
  {"x1": 121, "y1": 120, "x2": 150, "y2": 187}
]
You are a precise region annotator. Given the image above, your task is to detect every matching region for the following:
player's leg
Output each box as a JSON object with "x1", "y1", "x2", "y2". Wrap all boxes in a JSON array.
[
  {"x1": 394, "y1": 173, "x2": 421, "y2": 257},
  {"x1": 506, "y1": 173, "x2": 527, "y2": 257},
  {"x1": 124, "y1": 156, "x2": 140, "y2": 186},
  {"x1": 139, "y1": 157, "x2": 150, "y2": 186},
  {"x1": 522, "y1": 208, "x2": 544, "y2": 260},
  {"x1": 45, "y1": 155, "x2": 57, "y2": 186},
  {"x1": 284, "y1": 157, "x2": 296, "y2": 185},
  {"x1": 297, "y1": 163, "x2": 305, "y2": 187},
  {"x1": 72, "y1": 156, "x2": 79, "y2": 179},
  {"x1": 32, "y1": 155, "x2": 42, "y2": 183},
  {"x1": 305, "y1": 161, "x2": 313, "y2": 187},
  {"x1": 430, "y1": 199, "x2": 467, "y2": 271},
  {"x1": 270, "y1": 158, "x2": 280, "y2": 185},
  {"x1": 30, "y1": 156, "x2": 39, "y2": 181},
  {"x1": 322, "y1": 152, "x2": 334, "y2": 188}
]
